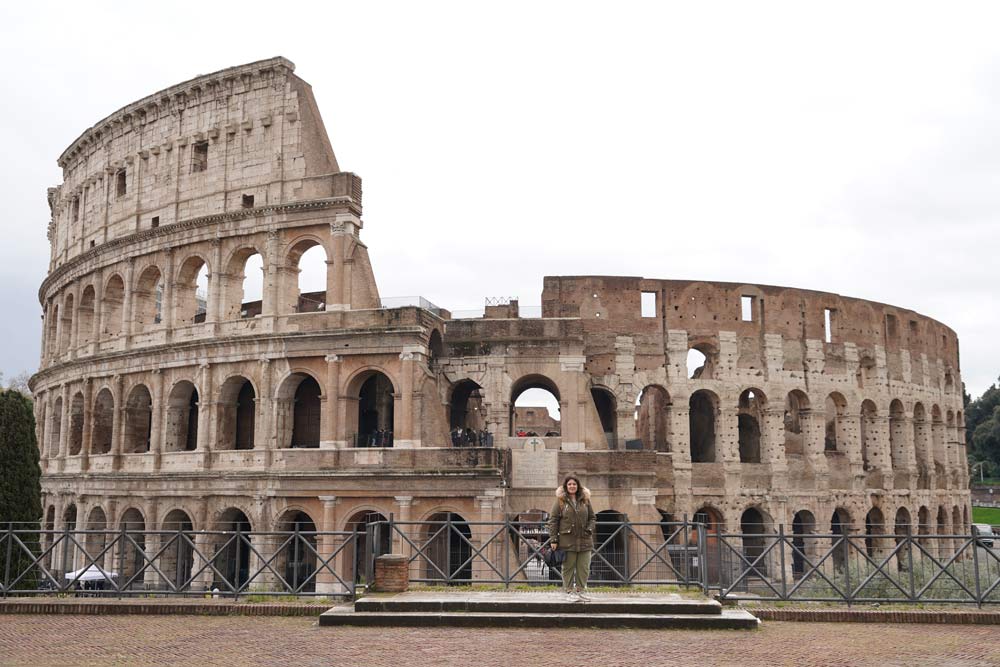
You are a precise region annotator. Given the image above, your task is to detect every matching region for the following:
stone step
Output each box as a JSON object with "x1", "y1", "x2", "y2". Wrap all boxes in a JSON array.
[
  {"x1": 319, "y1": 607, "x2": 759, "y2": 630},
  {"x1": 355, "y1": 596, "x2": 723, "y2": 616}
]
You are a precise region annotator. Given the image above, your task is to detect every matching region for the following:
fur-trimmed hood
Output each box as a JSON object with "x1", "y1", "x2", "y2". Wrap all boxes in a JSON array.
[{"x1": 555, "y1": 484, "x2": 591, "y2": 502}]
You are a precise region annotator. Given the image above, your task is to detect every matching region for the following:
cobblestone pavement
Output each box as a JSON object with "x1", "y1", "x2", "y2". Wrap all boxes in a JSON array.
[{"x1": 1, "y1": 614, "x2": 997, "y2": 667}]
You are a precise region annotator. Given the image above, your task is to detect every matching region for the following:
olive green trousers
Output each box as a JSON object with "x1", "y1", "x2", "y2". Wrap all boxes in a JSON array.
[{"x1": 561, "y1": 549, "x2": 592, "y2": 591}]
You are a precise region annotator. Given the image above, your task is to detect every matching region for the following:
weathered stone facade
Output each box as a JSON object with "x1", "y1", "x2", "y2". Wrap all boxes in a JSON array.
[{"x1": 30, "y1": 58, "x2": 971, "y2": 585}]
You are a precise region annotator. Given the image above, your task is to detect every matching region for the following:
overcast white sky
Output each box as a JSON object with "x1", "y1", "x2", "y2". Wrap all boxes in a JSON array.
[{"x1": 1, "y1": 1, "x2": 998, "y2": 399}]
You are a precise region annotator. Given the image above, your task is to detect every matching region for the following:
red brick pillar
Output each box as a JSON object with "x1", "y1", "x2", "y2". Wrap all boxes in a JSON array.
[{"x1": 374, "y1": 554, "x2": 408, "y2": 592}]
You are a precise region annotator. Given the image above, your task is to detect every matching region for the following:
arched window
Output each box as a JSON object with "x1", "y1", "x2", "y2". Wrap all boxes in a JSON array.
[
  {"x1": 214, "y1": 509, "x2": 253, "y2": 589},
  {"x1": 738, "y1": 389, "x2": 765, "y2": 463},
  {"x1": 594, "y1": 510, "x2": 628, "y2": 583},
  {"x1": 161, "y1": 510, "x2": 194, "y2": 590},
  {"x1": 60, "y1": 294, "x2": 74, "y2": 352},
  {"x1": 91, "y1": 388, "x2": 115, "y2": 455},
  {"x1": 689, "y1": 390, "x2": 717, "y2": 463},
  {"x1": 165, "y1": 381, "x2": 199, "y2": 452},
  {"x1": 78, "y1": 286, "x2": 96, "y2": 346},
  {"x1": 783, "y1": 391, "x2": 809, "y2": 457},
  {"x1": 101, "y1": 275, "x2": 125, "y2": 338},
  {"x1": 865, "y1": 507, "x2": 885, "y2": 558},
  {"x1": 423, "y1": 512, "x2": 472, "y2": 583},
  {"x1": 913, "y1": 403, "x2": 930, "y2": 489},
  {"x1": 287, "y1": 240, "x2": 327, "y2": 313},
  {"x1": 740, "y1": 507, "x2": 770, "y2": 577},
  {"x1": 224, "y1": 248, "x2": 264, "y2": 320},
  {"x1": 635, "y1": 385, "x2": 670, "y2": 452},
  {"x1": 276, "y1": 511, "x2": 319, "y2": 592},
  {"x1": 346, "y1": 511, "x2": 391, "y2": 583},
  {"x1": 292, "y1": 376, "x2": 321, "y2": 448},
  {"x1": 860, "y1": 400, "x2": 879, "y2": 470},
  {"x1": 84, "y1": 507, "x2": 108, "y2": 567},
  {"x1": 831, "y1": 508, "x2": 851, "y2": 572},
  {"x1": 173, "y1": 256, "x2": 209, "y2": 326},
  {"x1": 791, "y1": 510, "x2": 816, "y2": 577},
  {"x1": 68, "y1": 392, "x2": 84, "y2": 456},
  {"x1": 510, "y1": 375, "x2": 561, "y2": 437},
  {"x1": 123, "y1": 385, "x2": 153, "y2": 453},
  {"x1": 449, "y1": 380, "x2": 484, "y2": 431},
  {"x1": 824, "y1": 393, "x2": 847, "y2": 452},
  {"x1": 686, "y1": 343, "x2": 716, "y2": 379},
  {"x1": 133, "y1": 266, "x2": 164, "y2": 331},
  {"x1": 591, "y1": 387, "x2": 617, "y2": 449},
  {"x1": 218, "y1": 377, "x2": 256, "y2": 450},
  {"x1": 119, "y1": 508, "x2": 146, "y2": 588}
]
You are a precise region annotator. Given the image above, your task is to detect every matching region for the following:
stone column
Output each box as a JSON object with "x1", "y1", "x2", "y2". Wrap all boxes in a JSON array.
[
  {"x1": 197, "y1": 363, "x2": 214, "y2": 469},
  {"x1": 207, "y1": 239, "x2": 223, "y2": 326},
  {"x1": 122, "y1": 259, "x2": 135, "y2": 344},
  {"x1": 558, "y1": 355, "x2": 587, "y2": 451},
  {"x1": 321, "y1": 354, "x2": 341, "y2": 449},
  {"x1": 150, "y1": 369, "x2": 164, "y2": 471},
  {"x1": 394, "y1": 496, "x2": 415, "y2": 582},
  {"x1": 110, "y1": 374, "x2": 124, "y2": 471},
  {"x1": 58, "y1": 384, "x2": 70, "y2": 462},
  {"x1": 263, "y1": 230, "x2": 280, "y2": 317},
  {"x1": 802, "y1": 409, "x2": 828, "y2": 473},
  {"x1": 316, "y1": 496, "x2": 343, "y2": 595},
  {"x1": 161, "y1": 248, "x2": 175, "y2": 339},
  {"x1": 68, "y1": 283, "x2": 80, "y2": 358},
  {"x1": 630, "y1": 488, "x2": 661, "y2": 583},
  {"x1": 762, "y1": 407, "x2": 786, "y2": 465},
  {"x1": 396, "y1": 351, "x2": 416, "y2": 448},
  {"x1": 257, "y1": 358, "x2": 273, "y2": 462},
  {"x1": 80, "y1": 378, "x2": 92, "y2": 472},
  {"x1": 472, "y1": 491, "x2": 503, "y2": 581}
]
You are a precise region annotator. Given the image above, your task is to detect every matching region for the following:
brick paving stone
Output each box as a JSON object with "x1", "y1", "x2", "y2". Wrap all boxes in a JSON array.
[{"x1": 0, "y1": 614, "x2": 997, "y2": 667}]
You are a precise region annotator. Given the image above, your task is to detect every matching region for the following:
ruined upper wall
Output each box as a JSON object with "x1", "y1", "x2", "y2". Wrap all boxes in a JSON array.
[
  {"x1": 541, "y1": 275, "x2": 961, "y2": 386},
  {"x1": 46, "y1": 57, "x2": 344, "y2": 270}
]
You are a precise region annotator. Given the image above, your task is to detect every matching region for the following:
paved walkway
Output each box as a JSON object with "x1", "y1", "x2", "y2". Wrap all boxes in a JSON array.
[{"x1": 1, "y1": 614, "x2": 997, "y2": 666}]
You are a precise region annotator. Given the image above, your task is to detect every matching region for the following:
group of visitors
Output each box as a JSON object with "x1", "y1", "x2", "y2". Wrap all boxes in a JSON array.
[
  {"x1": 361, "y1": 429, "x2": 393, "y2": 447},
  {"x1": 450, "y1": 427, "x2": 492, "y2": 447}
]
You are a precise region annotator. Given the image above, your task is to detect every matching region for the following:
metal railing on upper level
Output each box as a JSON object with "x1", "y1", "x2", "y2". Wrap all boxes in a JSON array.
[{"x1": 379, "y1": 296, "x2": 442, "y2": 316}]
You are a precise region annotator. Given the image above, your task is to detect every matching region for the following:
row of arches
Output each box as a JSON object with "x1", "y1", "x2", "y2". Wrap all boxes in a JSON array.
[
  {"x1": 42, "y1": 369, "x2": 395, "y2": 457},
  {"x1": 43, "y1": 237, "x2": 330, "y2": 359}
]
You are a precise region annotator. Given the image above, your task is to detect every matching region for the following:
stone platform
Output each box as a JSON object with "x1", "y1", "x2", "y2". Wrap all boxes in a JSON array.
[{"x1": 320, "y1": 591, "x2": 759, "y2": 629}]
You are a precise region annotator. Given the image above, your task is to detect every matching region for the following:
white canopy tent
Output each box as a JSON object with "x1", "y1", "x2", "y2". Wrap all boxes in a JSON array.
[{"x1": 64, "y1": 565, "x2": 118, "y2": 582}]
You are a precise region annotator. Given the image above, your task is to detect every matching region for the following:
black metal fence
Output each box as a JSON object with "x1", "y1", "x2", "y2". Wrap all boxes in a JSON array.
[
  {"x1": 364, "y1": 518, "x2": 707, "y2": 591},
  {"x1": 0, "y1": 523, "x2": 358, "y2": 598}
]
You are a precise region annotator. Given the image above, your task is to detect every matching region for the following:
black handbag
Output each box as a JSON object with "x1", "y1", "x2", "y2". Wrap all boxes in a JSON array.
[{"x1": 542, "y1": 545, "x2": 566, "y2": 568}]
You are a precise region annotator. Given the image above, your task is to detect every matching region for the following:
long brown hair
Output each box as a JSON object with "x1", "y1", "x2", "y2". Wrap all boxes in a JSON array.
[{"x1": 561, "y1": 474, "x2": 583, "y2": 502}]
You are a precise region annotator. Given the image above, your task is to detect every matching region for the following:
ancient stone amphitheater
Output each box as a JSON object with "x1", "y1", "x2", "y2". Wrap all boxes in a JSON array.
[{"x1": 30, "y1": 58, "x2": 971, "y2": 586}]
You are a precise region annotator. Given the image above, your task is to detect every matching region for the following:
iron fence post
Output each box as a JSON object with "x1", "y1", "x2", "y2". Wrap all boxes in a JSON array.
[
  {"x1": 503, "y1": 515, "x2": 510, "y2": 589},
  {"x1": 970, "y1": 527, "x2": 983, "y2": 607},
  {"x1": 351, "y1": 524, "x2": 359, "y2": 598},
  {"x1": 906, "y1": 526, "x2": 916, "y2": 602},
  {"x1": 682, "y1": 514, "x2": 690, "y2": 585},
  {"x1": 699, "y1": 522, "x2": 708, "y2": 596},
  {"x1": 778, "y1": 524, "x2": 787, "y2": 600},
  {"x1": 844, "y1": 535, "x2": 852, "y2": 608},
  {"x1": 234, "y1": 524, "x2": 241, "y2": 601},
  {"x1": 3, "y1": 522, "x2": 13, "y2": 598},
  {"x1": 446, "y1": 515, "x2": 453, "y2": 584},
  {"x1": 716, "y1": 522, "x2": 724, "y2": 596},
  {"x1": 117, "y1": 522, "x2": 126, "y2": 599}
]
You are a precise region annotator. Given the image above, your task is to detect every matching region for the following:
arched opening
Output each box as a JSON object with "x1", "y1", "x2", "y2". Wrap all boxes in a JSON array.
[
  {"x1": 353, "y1": 372, "x2": 394, "y2": 447},
  {"x1": 61, "y1": 505, "x2": 77, "y2": 574},
  {"x1": 635, "y1": 385, "x2": 671, "y2": 452},
  {"x1": 591, "y1": 387, "x2": 617, "y2": 449},
  {"x1": 738, "y1": 389, "x2": 765, "y2": 463},
  {"x1": 694, "y1": 506, "x2": 724, "y2": 584},
  {"x1": 46, "y1": 303, "x2": 59, "y2": 357},
  {"x1": 791, "y1": 510, "x2": 816, "y2": 577},
  {"x1": 275, "y1": 372, "x2": 324, "y2": 449},
  {"x1": 428, "y1": 330, "x2": 444, "y2": 363},
  {"x1": 123, "y1": 384, "x2": 153, "y2": 453},
  {"x1": 889, "y1": 399, "x2": 906, "y2": 471},
  {"x1": 952, "y1": 505, "x2": 962, "y2": 536},
  {"x1": 510, "y1": 375, "x2": 561, "y2": 437},
  {"x1": 290, "y1": 241, "x2": 327, "y2": 313},
  {"x1": 687, "y1": 343, "x2": 715, "y2": 379},
  {"x1": 918, "y1": 506, "x2": 931, "y2": 547},
  {"x1": 59, "y1": 294, "x2": 74, "y2": 352},
  {"x1": 831, "y1": 508, "x2": 851, "y2": 572},
  {"x1": 936, "y1": 505, "x2": 947, "y2": 541},
  {"x1": 118, "y1": 508, "x2": 145, "y2": 588},
  {"x1": 865, "y1": 507, "x2": 885, "y2": 558},
  {"x1": 824, "y1": 393, "x2": 847, "y2": 452},
  {"x1": 68, "y1": 392, "x2": 84, "y2": 456},
  {"x1": 133, "y1": 266, "x2": 164, "y2": 331},
  {"x1": 913, "y1": 403, "x2": 930, "y2": 489},
  {"x1": 164, "y1": 381, "x2": 199, "y2": 452},
  {"x1": 91, "y1": 388, "x2": 114, "y2": 455},
  {"x1": 224, "y1": 248, "x2": 264, "y2": 320},
  {"x1": 218, "y1": 376, "x2": 255, "y2": 451},
  {"x1": 783, "y1": 391, "x2": 809, "y2": 457},
  {"x1": 161, "y1": 509, "x2": 194, "y2": 590},
  {"x1": 424, "y1": 512, "x2": 472, "y2": 583},
  {"x1": 894, "y1": 507, "x2": 911, "y2": 571},
  {"x1": 860, "y1": 400, "x2": 879, "y2": 470},
  {"x1": 173, "y1": 255, "x2": 210, "y2": 326},
  {"x1": 78, "y1": 286, "x2": 96, "y2": 346},
  {"x1": 84, "y1": 506, "x2": 108, "y2": 567},
  {"x1": 276, "y1": 511, "x2": 318, "y2": 592},
  {"x1": 449, "y1": 380, "x2": 484, "y2": 431},
  {"x1": 214, "y1": 509, "x2": 253, "y2": 589},
  {"x1": 49, "y1": 397, "x2": 63, "y2": 458},
  {"x1": 931, "y1": 405, "x2": 945, "y2": 481},
  {"x1": 594, "y1": 510, "x2": 628, "y2": 583},
  {"x1": 101, "y1": 275, "x2": 125, "y2": 339},
  {"x1": 689, "y1": 390, "x2": 718, "y2": 463},
  {"x1": 740, "y1": 507, "x2": 769, "y2": 578},
  {"x1": 346, "y1": 511, "x2": 391, "y2": 584}
]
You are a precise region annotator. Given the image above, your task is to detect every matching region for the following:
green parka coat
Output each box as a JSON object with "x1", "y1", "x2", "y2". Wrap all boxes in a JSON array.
[{"x1": 547, "y1": 485, "x2": 596, "y2": 552}]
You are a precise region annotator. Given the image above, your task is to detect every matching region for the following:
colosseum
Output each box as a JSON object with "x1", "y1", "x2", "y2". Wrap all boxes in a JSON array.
[{"x1": 30, "y1": 57, "x2": 971, "y2": 590}]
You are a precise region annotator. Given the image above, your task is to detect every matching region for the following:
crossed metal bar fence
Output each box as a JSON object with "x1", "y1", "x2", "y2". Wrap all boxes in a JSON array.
[
  {"x1": 0, "y1": 523, "x2": 358, "y2": 598},
  {"x1": 364, "y1": 518, "x2": 707, "y2": 591},
  {"x1": 713, "y1": 528, "x2": 1000, "y2": 605}
]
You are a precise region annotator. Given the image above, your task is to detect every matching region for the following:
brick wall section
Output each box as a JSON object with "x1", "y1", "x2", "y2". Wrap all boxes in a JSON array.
[
  {"x1": 753, "y1": 607, "x2": 1000, "y2": 625},
  {"x1": 374, "y1": 555, "x2": 409, "y2": 592},
  {"x1": 0, "y1": 599, "x2": 327, "y2": 617}
]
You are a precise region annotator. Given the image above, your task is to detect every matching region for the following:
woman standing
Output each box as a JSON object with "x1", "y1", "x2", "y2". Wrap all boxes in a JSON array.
[{"x1": 547, "y1": 474, "x2": 596, "y2": 601}]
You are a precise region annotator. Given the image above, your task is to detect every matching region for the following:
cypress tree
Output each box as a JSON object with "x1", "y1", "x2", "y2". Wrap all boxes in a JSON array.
[{"x1": 0, "y1": 388, "x2": 42, "y2": 588}]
